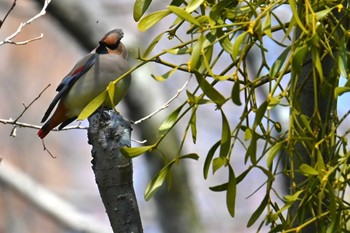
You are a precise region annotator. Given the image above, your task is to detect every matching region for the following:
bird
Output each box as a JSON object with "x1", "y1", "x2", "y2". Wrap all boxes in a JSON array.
[{"x1": 38, "y1": 29, "x2": 131, "y2": 139}]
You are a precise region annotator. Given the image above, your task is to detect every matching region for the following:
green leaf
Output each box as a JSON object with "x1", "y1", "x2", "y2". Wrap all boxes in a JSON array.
[
  {"x1": 179, "y1": 153, "x2": 199, "y2": 160},
  {"x1": 269, "y1": 47, "x2": 290, "y2": 78},
  {"x1": 167, "y1": 5, "x2": 200, "y2": 26},
  {"x1": 189, "y1": 34, "x2": 204, "y2": 70},
  {"x1": 120, "y1": 144, "x2": 156, "y2": 158},
  {"x1": 216, "y1": 28, "x2": 233, "y2": 54},
  {"x1": 247, "y1": 195, "x2": 268, "y2": 227},
  {"x1": 107, "y1": 82, "x2": 115, "y2": 106},
  {"x1": 195, "y1": 73, "x2": 226, "y2": 107},
  {"x1": 263, "y1": 12, "x2": 272, "y2": 38},
  {"x1": 253, "y1": 101, "x2": 268, "y2": 129},
  {"x1": 133, "y1": 0, "x2": 152, "y2": 22},
  {"x1": 335, "y1": 87, "x2": 350, "y2": 97},
  {"x1": 246, "y1": 131, "x2": 257, "y2": 164},
  {"x1": 203, "y1": 140, "x2": 220, "y2": 179},
  {"x1": 266, "y1": 141, "x2": 285, "y2": 169},
  {"x1": 231, "y1": 81, "x2": 242, "y2": 105},
  {"x1": 213, "y1": 156, "x2": 226, "y2": 174},
  {"x1": 189, "y1": 106, "x2": 198, "y2": 143},
  {"x1": 220, "y1": 109, "x2": 231, "y2": 158},
  {"x1": 244, "y1": 128, "x2": 252, "y2": 140},
  {"x1": 138, "y1": 9, "x2": 171, "y2": 32},
  {"x1": 185, "y1": 0, "x2": 204, "y2": 13},
  {"x1": 338, "y1": 41, "x2": 347, "y2": 78},
  {"x1": 209, "y1": 182, "x2": 227, "y2": 192},
  {"x1": 284, "y1": 190, "x2": 303, "y2": 203},
  {"x1": 299, "y1": 164, "x2": 319, "y2": 176},
  {"x1": 145, "y1": 162, "x2": 173, "y2": 200},
  {"x1": 152, "y1": 67, "x2": 178, "y2": 81},
  {"x1": 142, "y1": 32, "x2": 164, "y2": 58},
  {"x1": 226, "y1": 164, "x2": 236, "y2": 217},
  {"x1": 288, "y1": 0, "x2": 308, "y2": 34},
  {"x1": 292, "y1": 44, "x2": 308, "y2": 74},
  {"x1": 77, "y1": 91, "x2": 106, "y2": 120},
  {"x1": 232, "y1": 31, "x2": 248, "y2": 60},
  {"x1": 158, "y1": 103, "x2": 186, "y2": 137}
]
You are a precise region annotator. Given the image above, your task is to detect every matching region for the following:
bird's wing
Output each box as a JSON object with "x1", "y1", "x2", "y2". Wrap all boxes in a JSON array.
[{"x1": 41, "y1": 53, "x2": 97, "y2": 123}]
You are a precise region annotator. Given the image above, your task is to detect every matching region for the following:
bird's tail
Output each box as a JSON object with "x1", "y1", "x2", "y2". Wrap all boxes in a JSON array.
[{"x1": 37, "y1": 120, "x2": 55, "y2": 139}]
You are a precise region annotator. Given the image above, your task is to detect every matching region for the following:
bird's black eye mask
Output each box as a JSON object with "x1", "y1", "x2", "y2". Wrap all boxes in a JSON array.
[
  {"x1": 96, "y1": 38, "x2": 122, "y2": 54},
  {"x1": 96, "y1": 42, "x2": 107, "y2": 54}
]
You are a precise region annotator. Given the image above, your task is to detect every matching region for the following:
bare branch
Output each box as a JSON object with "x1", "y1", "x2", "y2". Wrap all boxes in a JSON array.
[
  {"x1": 0, "y1": 0, "x2": 17, "y2": 29},
  {"x1": 41, "y1": 139, "x2": 56, "y2": 158},
  {"x1": 133, "y1": 77, "x2": 191, "y2": 125},
  {"x1": 10, "y1": 84, "x2": 50, "y2": 136},
  {"x1": 0, "y1": 0, "x2": 51, "y2": 46}
]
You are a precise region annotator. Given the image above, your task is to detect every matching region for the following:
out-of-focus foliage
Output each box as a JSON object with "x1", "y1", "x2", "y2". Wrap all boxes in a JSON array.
[{"x1": 124, "y1": 0, "x2": 349, "y2": 231}]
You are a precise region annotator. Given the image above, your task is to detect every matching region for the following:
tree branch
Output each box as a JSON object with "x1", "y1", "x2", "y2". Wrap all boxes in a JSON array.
[{"x1": 88, "y1": 110, "x2": 143, "y2": 233}]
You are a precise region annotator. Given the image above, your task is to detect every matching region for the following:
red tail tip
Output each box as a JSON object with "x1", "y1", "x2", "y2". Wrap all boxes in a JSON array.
[{"x1": 37, "y1": 129, "x2": 46, "y2": 139}]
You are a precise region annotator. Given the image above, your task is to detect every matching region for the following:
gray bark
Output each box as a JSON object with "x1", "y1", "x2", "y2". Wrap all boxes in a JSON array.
[{"x1": 88, "y1": 110, "x2": 143, "y2": 233}]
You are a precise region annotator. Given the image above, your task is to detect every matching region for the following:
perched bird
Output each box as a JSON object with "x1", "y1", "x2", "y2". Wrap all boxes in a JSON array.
[{"x1": 38, "y1": 29, "x2": 131, "y2": 139}]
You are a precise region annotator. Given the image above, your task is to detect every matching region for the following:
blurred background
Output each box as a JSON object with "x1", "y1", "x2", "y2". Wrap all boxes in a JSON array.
[{"x1": 0, "y1": 1, "x2": 294, "y2": 232}]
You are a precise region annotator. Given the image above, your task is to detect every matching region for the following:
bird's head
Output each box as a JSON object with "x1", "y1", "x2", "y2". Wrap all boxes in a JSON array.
[{"x1": 96, "y1": 29, "x2": 127, "y2": 58}]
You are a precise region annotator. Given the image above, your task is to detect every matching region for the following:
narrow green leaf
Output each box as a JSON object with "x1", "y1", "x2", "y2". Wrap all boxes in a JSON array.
[
  {"x1": 300, "y1": 114, "x2": 313, "y2": 135},
  {"x1": 195, "y1": 73, "x2": 226, "y2": 107},
  {"x1": 266, "y1": 141, "x2": 285, "y2": 169},
  {"x1": 338, "y1": 41, "x2": 347, "y2": 78},
  {"x1": 232, "y1": 31, "x2": 248, "y2": 60},
  {"x1": 138, "y1": 9, "x2": 171, "y2": 32},
  {"x1": 216, "y1": 28, "x2": 233, "y2": 54},
  {"x1": 120, "y1": 144, "x2": 156, "y2": 158},
  {"x1": 142, "y1": 32, "x2": 164, "y2": 58},
  {"x1": 203, "y1": 140, "x2": 220, "y2": 179},
  {"x1": 226, "y1": 164, "x2": 236, "y2": 217},
  {"x1": 299, "y1": 164, "x2": 319, "y2": 176},
  {"x1": 263, "y1": 12, "x2": 272, "y2": 38},
  {"x1": 269, "y1": 47, "x2": 290, "y2": 78},
  {"x1": 77, "y1": 91, "x2": 106, "y2": 120},
  {"x1": 152, "y1": 67, "x2": 178, "y2": 81},
  {"x1": 244, "y1": 128, "x2": 252, "y2": 140},
  {"x1": 247, "y1": 195, "x2": 268, "y2": 227},
  {"x1": 133, "y1": 0, "x2": 152, "y2": 22},
  {"x1": 292, "y1": 44, "x2": 308, "y2": 74},
  {"x1": 284, "y1": 190, "x2": 303, "y2": 203},
  {"x1": 185, "y1": 0, "x2": 204, "y2": 13},
  {"x1": 253, "y1": 101, "x2": 268, "y2": 129},
  {"x1": 288, "y1": 0, "x2": 308, "y2": 33},
  {"x1": 231, "y1": 81, "x2": 242, "y2": 105},
  {"x1": 209, "y1": 182, "x2": 227, "y2": 192},
  {"x1": 220, "y1": 109, "x2": 231, "y2": 158},
  {"x1": 189, "y1": 106, "x2": 198, "y2": 143},
  {"x1": 179, "y1": 153, "x2": 199, "y2": 160},
  {"x1": 189, "y1": 34, "x2": 204, "y2": 70},
  {"x1": 213, "y1": 156, "x2": 226, "y2": 174},
  {"x1": 145, "y1": 162, "x2": 173, "y2": 200},
  {"x1": 335, "y1": 87, "x2": 350, "y2": 97},
  {"x1": 311, "y1": 47, "x2": 323, "y2": 82},
  {"x1": 168, "y1": 5, "x2": 200, "y2": 26},
  {"x1": 246, "y1": 132, "x2": 257, "y2": 164},
  {"x1": 107, "y1": 82, "x2": 115, "y2": 106},
  {"x1": 158, "y1": 103, "x2": 186, "y2": 137}
]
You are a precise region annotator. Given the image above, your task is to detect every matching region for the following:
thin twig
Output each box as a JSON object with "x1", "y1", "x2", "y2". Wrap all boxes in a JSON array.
[
  {"x1": 10, "y1": 84, "x2": 50, "y2": 136},
  {"x1": 41, "y1": 139, "x2": 55, "y2": 158},
  {"x1": 0, "y1": 0, "x2": 17, "y2": 29},
  {"x1": 0, "y1": 0, "x2": 51, "y2": 46},
  {"x1": 133, "y1": 77, "x2": 191, "y2": 125}
]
